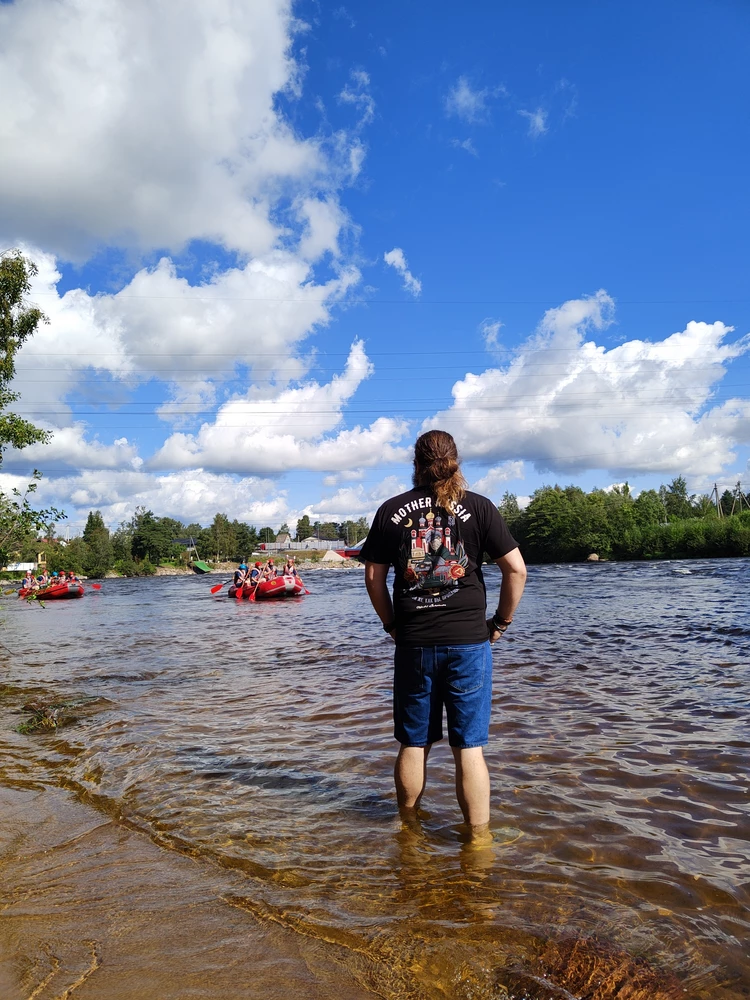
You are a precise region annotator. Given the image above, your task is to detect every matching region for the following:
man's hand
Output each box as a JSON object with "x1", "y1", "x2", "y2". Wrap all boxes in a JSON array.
[{"x1": 486, "y1": 619, "x2": 505, "y2": 644}]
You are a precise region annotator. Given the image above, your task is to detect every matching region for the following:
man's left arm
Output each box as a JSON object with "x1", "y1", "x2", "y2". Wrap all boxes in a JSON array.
[{"x1": 487, "y1": 546, "x2": 527, "y2": 643}]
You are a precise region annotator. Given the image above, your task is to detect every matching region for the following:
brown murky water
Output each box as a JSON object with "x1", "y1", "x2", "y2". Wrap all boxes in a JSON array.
[{"x1": 0, "y1": 560, "x2": 748, "y2": 999}]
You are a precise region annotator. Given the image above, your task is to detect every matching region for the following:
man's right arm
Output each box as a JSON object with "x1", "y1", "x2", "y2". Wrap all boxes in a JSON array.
[{"x1": 364, "y1": 561, "x2": 395, "y2": 640}]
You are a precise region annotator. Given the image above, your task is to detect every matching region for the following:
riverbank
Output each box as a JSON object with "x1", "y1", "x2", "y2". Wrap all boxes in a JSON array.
[{"x1": 0, "y1": 780, "x2": 373, "y2": 1000}]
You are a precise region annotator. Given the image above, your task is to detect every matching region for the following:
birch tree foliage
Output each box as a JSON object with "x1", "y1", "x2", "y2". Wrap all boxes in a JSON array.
[{"x1": 0, "y1": 251, "x2": 63, "y2": 564}]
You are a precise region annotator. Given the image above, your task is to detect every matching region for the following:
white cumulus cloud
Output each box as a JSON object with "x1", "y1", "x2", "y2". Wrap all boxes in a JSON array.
[
  {"x1": 12, "y1": 246, "x2": 359, "y2": 425},
  {"x1": 150, "y1": 340, "x2": 410, "y2": 474},
  {"x1": 383, "y1": 247, "x2": 421, "y2": 297},
  {"x1": 0, "y1": 0, "x2": 358, "y2": 259},
  {"x1": 424, "y1": 291, "x2": 750, "y2": 477},
  {"x1": 471, "y1": 461, "x2": 525, "y2": 498}
]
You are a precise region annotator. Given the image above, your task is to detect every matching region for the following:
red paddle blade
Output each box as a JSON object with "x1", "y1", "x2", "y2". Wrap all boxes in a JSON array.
[
  {"x1": 210, "y1": 582, "x2": 226, "y2": 594},
  {"x1": 248, "y1": 586, "x2": 256, "y2": 602},
  {"x1": 91, "y1": 583, "x2": 102, "y2": 589}
]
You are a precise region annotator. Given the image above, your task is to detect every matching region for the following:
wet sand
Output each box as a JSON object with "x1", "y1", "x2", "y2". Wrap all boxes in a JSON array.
[{"x1": 0, "y1": 782, "x2": 374, "y2": 1000}]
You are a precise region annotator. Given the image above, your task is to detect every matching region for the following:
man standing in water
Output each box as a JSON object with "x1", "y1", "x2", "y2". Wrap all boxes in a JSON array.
[{"x1": 360, "y1": 430, "x2": 527, "y2": 838}]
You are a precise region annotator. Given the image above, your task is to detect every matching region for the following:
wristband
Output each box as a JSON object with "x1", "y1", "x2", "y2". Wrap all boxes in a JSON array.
[
  {"x1": 491, "y1": 615, "x2": 512, "y2": 632},
  {"x1": 383, "y1": 621, "x2": 396, "y2": 633}
]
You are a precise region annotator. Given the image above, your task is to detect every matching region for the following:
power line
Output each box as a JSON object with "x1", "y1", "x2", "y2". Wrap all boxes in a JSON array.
[
  {"x1": 16, "y1": 347, "x2": 750, "y2": 358},
  {"x1": 26, "y1": 291, "x2": 750, "y2": 305}
]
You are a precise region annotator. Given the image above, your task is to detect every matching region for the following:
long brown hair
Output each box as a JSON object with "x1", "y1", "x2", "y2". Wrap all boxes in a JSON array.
[{"x1": 412, "y1": 430, "x2": 468, "y2": 512}]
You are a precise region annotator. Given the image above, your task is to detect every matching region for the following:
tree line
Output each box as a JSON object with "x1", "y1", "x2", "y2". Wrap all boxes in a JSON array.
[
  {"x1": 499, "y1": 477, "x2": 750, "y2": 563},
  {"x1": 6, "y1": 509, "x2": 372, "y2": 578}
]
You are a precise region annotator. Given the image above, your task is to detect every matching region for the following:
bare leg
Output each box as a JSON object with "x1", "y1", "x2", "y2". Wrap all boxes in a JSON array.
[
  {"x1": 451, "y1": 746, "x2": 490, "y2": 835},
  {"x1": 394, "y1": 744, "x2": 432, "y2": 822}
]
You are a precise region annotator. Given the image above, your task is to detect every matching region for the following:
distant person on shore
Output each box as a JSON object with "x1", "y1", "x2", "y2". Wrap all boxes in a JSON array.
[{"x1": 360, "y1": 429, "x2": 527, "y2": 840}]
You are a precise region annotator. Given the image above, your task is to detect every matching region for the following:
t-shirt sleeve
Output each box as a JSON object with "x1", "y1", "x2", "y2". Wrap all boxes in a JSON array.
[
  {"x1": 482, "y1": 501, "x2": 518, "y2": 560},
  {"x1": 359, "y1": 505, "x2": 392, "y2": 564}
]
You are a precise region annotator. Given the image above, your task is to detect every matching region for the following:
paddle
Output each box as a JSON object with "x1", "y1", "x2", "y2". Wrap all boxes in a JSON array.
[
  {"x1": 210, "y1": 580, "x2": 231, "y2": 594},
  {"x1": 90, "y1": 583, "x2": 102, "y2": 589}
]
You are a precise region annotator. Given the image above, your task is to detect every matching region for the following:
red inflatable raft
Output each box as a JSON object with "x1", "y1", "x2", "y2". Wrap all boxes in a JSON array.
[
  {"x1": 228, "y1": 575, "x2": 305, "y2": 600},
  {"x1": 18, "y1": 582, "x2": 84, "y2": 600}
]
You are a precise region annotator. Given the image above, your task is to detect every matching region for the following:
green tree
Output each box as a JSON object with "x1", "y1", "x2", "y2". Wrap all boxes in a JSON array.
[
  {"x1": 259, "y1": 526, "x2": 276, "y2": 544},
  {"x1": 131, "y1": 508, "x2": 180, "y2": 563},
  {"x1": 313, "y1": 521, "x2": 340, "y2": 540},
  {"x1": 0, "y1": 251, "x2": 52, "y2": 460},
  {"x1": 0, "y1": 476, "x2": 64, "y2": 567},
  {"x1": 112, "y1": 520, "x2": 134, "y2": 563},
  {"x1": 498, "y1": 491, "x2": 521, "y2": 531},
  {"x1": 0, "y1": 252, "x2": 63, "y2": 562},
  {"x1": 663, "y1": 476, "x2": 694, "y2": 520},
  {"x1": 720, "y1": 489, "x2": 734, "y2": 516},
  {"x1": 295, "y1": 515, "x2": 313, "y2": 541},
  {"x1": 81, "y1": 509, "x2": 113, "y2": 578},
  {"x1": 231, "y1": 520, "x2": 258, "y2": 560},
  {"x1": 46, "y1": 536, "x2": 87, "y2": 575},
  {"x1": 337, "y1": 518, "x2": 370, "y2": 545},
  {"x1": 182, "y1": 522, "x2": 210, "y2": 561},
  {"x1": 692, "y1": 494, "x2": 718, "y2": 518},
  {"x1": 633, "y1": 489, "x2": 665, "y2": 527},
  {"x1": 206, "y1": 513, "x2": 236, "y2": 561}
]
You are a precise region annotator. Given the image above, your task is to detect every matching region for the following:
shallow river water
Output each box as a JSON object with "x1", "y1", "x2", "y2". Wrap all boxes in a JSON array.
[{"x1": 0, "y1": 560, "x2": 748, "y2": 1000}]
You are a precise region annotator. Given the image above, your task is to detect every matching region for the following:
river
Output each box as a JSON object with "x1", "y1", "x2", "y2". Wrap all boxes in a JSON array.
[{"x1": 0, "y1": 559, "x2": 748, "y2": 999}]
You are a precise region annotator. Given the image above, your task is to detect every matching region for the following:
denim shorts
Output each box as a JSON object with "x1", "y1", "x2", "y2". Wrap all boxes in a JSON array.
[{"x1": 393, "y1": 642, "x2": 493, "y2": 749}]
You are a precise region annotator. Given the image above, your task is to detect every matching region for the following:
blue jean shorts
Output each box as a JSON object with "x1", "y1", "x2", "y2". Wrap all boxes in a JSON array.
[{"x1": 393, "y1": 642, "x2": 493, "y2": 749}]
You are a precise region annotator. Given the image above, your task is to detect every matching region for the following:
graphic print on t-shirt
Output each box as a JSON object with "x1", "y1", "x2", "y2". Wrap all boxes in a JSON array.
[{"x1": 399, "y1": 509, "x2": 469, "y2": 601}]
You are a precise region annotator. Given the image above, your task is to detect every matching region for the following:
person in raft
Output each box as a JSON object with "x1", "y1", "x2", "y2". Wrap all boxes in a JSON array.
[
  {"x1": 360, "y1": 429, "x2": 527, "y2": 840},
  {"x1": 233, "y1": 563, "x2": 248, "y2": 589},
  {"x1": 283, "y1": 556, "x2": 297, "y2": 577},
  {"x1": 22, "y1": 569, "x2": 35, "y2": 590},
  {"x1": 263, "y1": 558, "x2": 276, "y2": 580},
  {"x1": 250, "y1": 562, "x2": 262, "y2": 586}
]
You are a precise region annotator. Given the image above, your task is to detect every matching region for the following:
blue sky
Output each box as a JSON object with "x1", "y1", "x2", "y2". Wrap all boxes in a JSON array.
[{"x1": 1, "y1": 0, "x2": 749, "y2": 532}]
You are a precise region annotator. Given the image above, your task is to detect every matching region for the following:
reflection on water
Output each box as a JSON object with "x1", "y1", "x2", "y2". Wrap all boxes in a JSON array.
[{"x1": 0, "y1": 560, "x2": 749, "y2": 999}]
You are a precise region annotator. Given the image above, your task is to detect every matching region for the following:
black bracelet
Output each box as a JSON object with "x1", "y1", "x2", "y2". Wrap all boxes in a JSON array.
[
  {"x1": 491, "y1": 615, "x2": 512, "y2": 632},
  {"x1": 383, "y1": 621, "x2": 396, "y2": 633}
]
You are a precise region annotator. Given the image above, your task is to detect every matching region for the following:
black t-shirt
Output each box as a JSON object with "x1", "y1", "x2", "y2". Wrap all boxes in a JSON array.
[{"x1": 360, "y1": 488, "x2": 518, "y2": 646}]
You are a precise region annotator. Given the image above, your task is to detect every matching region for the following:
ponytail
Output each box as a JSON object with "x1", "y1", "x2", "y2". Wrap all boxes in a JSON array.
[{"x1": 412, "y1": 429, "x2": 468, "y2": 512}]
